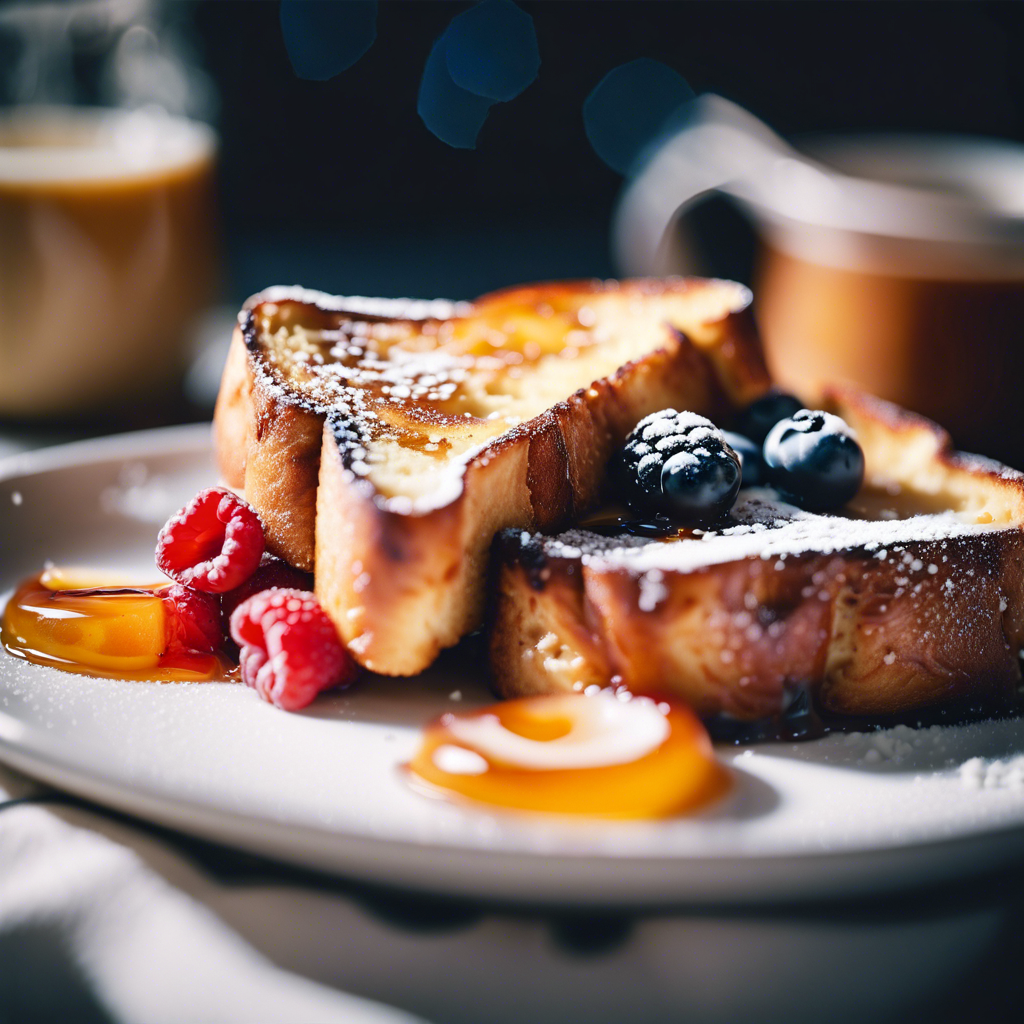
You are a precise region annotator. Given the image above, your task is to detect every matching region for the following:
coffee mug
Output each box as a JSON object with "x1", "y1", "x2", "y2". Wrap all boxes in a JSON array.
[
  {"x1": 615, "y1": 98, "x2": 1024, "y2": 466},
  {"x1": 0, "y1": 105, "x2": 218, "y2": 417}
]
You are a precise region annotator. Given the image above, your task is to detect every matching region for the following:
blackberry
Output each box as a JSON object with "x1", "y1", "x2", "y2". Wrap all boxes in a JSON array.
[{"x1": 616, "y1": 409, "x2": 740, "y2": 525}]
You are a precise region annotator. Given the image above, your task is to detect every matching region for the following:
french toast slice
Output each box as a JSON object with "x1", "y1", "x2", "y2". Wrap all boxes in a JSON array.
[
  {"x1": 491, "y1": 390, "x2": 1024, "y2": 723},
  {"x1": 213, "y1": 279, "x2": 770, "y2": 675}
]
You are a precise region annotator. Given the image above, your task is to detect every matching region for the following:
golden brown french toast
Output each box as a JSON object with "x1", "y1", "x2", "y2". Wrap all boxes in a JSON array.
[
  {"x1": 491, "y1": 390, "x2": 1024, "y2": 724},
  {"x1": 213, "y1": 279, "x2": 769, "y2": 675}
]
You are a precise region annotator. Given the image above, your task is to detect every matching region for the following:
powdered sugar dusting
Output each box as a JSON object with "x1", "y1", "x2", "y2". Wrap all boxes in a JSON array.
[
  {"x1": 626, "y1": 409, "x2": 723, "y2": 470},
  {"x1": 247, "y1": 284, "x2": 723, "y2": 515},
  {"x1": 839, "y1": 724, "x2": 947, "y2": 766},
  {"x1": 543, "y1": 490, "x2": 1004, "y2": 574},
  {"x1": 242, "y1": 285, "x2": 471, "y2": 323},
  {"x1": 778, "y1": 409, "x2": 855, "y2": 442},
  {"x1": 99, "y1": 462, "x2": 174, "y2": 525},
  {"x1": 637, "y1": 569, "x2": 668, "y2": 612},
  {"x1": 960, "y1": 755, "x2": 1024, "y2": 790},
  {"x1": 244, "y1": 287, "x2": 518, "y2": 513}
]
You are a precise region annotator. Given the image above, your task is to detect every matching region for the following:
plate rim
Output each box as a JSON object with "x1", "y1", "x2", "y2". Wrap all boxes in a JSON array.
[
  {"x1": 4, "y1": 423, "x2": 1024, "y2": 907},
  {"x1": 6, "y1": 711, "x2": 1024, "y2": 908},
  {"x1": 0, "y1": 421, "x2": 212, "y2": 482}
]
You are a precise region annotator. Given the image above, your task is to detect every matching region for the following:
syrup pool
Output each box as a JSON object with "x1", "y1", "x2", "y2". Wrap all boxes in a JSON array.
[
  {"x1": 1, "y1": 568, "x2": 227, "y2": 681},
  {"x1": 408, "y1": 691, "x2": 730, "y2": 819}
]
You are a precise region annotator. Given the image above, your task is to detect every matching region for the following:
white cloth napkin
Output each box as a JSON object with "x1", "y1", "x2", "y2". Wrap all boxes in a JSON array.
[{"x1": 0, "y1": 765, "x2": 426, "y2": 1024}]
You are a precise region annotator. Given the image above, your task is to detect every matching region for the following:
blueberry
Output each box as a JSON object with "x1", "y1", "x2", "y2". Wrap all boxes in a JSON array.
[
  {"x1": 763, "y1": 409, "x2": 865, "y2": 512},
  {"x1": 735, "y1": 390, "x2": 803, "y2": 444},
  {"x1": 617, "y1": 409, "x2": 740, "y2": 525},
  {"x1": 721, "y1": 431, "x2": 765, "y2": 488},
  {"x1": 661, "y1": 445, "x2": 741, "y2": 524}
]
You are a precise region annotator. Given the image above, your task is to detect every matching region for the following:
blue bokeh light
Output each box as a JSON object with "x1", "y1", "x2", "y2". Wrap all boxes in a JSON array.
[
  {"x1": 444, "y1": 0, "x2": 540, "y2": 102},
  {"x1": 418, "y1": 35, "x2": 495, "y2": 149},
  {"x1": 418, "y1": 0, "x2": 539, "y2": 149},
  {"x1": 280, "y1": 0, "x2": 378, "y2": 82},
  {"x1": 583, "y1": 58, "x2": 695, "y2": 175}
]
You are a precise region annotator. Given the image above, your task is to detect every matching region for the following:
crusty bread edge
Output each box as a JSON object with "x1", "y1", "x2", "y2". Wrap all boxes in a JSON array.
[
  {"x1": 317, "y1": 301, "x2": 767, "y2": 675},
  {"x1": 490, "y1": 388, "x2": 1024, "y2": 719},
  {"x1": 213, "y1": 278, "x2": 772, "y2": 674}
]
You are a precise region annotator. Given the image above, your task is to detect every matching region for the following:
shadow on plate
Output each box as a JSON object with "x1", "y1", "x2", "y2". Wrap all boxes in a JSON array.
[{"x1": 297, "y1": 641, "x2": 494, "y2": 728}]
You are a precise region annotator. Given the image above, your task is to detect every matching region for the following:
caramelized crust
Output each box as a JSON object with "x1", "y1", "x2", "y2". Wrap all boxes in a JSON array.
[
  {"x1": 213, "y1": 278, "x2": 769, "y2": 675},
  {"x1": 492, "y1": 390, "x2": 1024, "y2": 721}
]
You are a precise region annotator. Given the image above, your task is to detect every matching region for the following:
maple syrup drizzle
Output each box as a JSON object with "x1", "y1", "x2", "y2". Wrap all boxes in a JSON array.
[
  {"x1": 4, "y1": 569, "x2": 732, "y2": 819},
  {"x1": 407, "y1": 691, "x2": 730, "y2": 819},
  {"x1": 578, "y1": 509, "x2": 690, "y2": 539},
  {"x1": 1, "y1": 570, "x2": 228, "y2": 682},
  {"x1": 254, "y1": 294, "x2": 607, "y2": 456}
]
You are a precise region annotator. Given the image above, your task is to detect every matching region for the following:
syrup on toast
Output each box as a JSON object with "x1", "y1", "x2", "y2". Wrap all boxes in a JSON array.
[
  {"x1": 491, "y1": 390, "x2": 1024, "y2": 724},
  {"x1": 213, "y1": 279, "x2": 770, "y2": 675}
]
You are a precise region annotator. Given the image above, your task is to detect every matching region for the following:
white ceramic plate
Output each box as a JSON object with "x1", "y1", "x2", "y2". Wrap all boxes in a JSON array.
[{"x1": 2, "y1": 425, "x2": 1024, "y2": 906}]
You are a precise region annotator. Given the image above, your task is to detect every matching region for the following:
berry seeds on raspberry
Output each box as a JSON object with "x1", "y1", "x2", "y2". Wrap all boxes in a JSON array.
[
  {"x1": 156, "y1": 487, "x2": 265, "y2": 593},
  {"x1": 219, "y1": 555, "x2": 313, "y2": 634},
  {"x1": 161, "y1": 584, "x2": 223, "y2": 655},
  {"x1": 229, "y1": 588, "x2": 356, "y2": 711}
]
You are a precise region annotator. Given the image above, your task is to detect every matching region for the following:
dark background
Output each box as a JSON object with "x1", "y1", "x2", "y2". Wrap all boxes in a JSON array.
[{"x1": 189, "y1": 0, "x2": 1024, "y2": 302}]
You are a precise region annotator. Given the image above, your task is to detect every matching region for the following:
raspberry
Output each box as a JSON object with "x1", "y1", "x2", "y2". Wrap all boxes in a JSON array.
[
  {"x1": 229, "y1": 588, "x2": 356, "y2": 711},
  {"x1": 161, "y1": 584, "x2": 222, "y2": 655},
  {"x1": 219, "y1": 555, "x2": 313, "y2": 633},
  {"x1": 156, "y1": 487, "x2": 264, "y2": 593}
]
